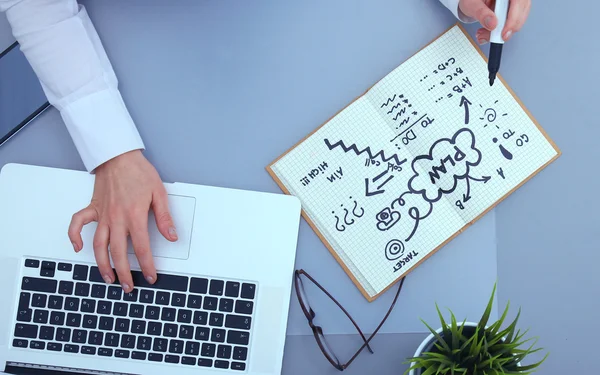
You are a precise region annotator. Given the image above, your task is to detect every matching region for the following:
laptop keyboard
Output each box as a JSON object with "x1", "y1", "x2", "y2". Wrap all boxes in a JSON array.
[{"x1": 13, "y1": 258, "x2": 257, "y2": 371}]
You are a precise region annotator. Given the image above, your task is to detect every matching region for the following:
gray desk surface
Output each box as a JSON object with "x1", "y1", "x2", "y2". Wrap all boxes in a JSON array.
[{"x1": 1, "y1": 1, "x2": 598, "y2": 374}]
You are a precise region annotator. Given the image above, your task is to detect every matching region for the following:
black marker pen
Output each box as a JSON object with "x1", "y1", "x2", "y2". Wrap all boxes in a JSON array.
[{"x1": 488, "y1": 0, "x2": 509, "y2": 86}]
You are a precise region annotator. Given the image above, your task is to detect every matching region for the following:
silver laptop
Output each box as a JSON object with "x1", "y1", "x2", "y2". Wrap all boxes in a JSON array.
[{"x1": 0, "y1": 163, "x2": 301, "y2": 375}]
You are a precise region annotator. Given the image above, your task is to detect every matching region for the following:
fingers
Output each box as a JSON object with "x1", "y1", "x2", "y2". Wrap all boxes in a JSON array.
[
  {"x1": 109, "y1": 225, "x2": 134, "y2": 293},
  {"x1": 476, "y1": 28, "x2": 491, "y2": 44},
  {"x1": 92, "y1": 223, "x2": 115, "y2": 284},
  {"x1": 152, "y1": 187, "x2": 178, "y2": 242},
  {"x1": 68, "y1": 206, "x2": 98, "y2": 252},
  {"x1": 130, "y1": 213, "x2": 158, "y2": 285},
  {"x1": 503, "y1": 0, "x2": 531, "y2": 41},
  {"x1": 460, "y1": 0, "x2": 498, "y2": 31}
]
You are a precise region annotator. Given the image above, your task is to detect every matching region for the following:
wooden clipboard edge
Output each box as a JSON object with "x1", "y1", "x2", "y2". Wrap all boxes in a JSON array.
[{"x1": 266, "y1": 22, "x2": 561, "y2": 302}]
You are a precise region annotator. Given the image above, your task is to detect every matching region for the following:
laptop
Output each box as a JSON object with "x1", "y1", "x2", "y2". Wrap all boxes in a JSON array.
[{"x1": 0, "y1": 163, "x2": 302, "y2": 375}]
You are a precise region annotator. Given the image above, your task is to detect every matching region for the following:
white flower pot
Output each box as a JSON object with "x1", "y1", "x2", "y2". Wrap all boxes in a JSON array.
[
  {"x1": 408, "y1": 322, "x2": 478, "y2": 375},
  {"x1": 407, "y1": 321, "x2": 521, "y2": 375}
]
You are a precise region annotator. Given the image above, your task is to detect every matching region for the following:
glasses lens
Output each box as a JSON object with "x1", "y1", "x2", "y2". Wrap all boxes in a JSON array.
[
  {"x1": 316, "y1": 327, "x2": 341, "y2": 366},
  {"x1": 296, "y1": 276, "x2": 314, "y2": 319}
]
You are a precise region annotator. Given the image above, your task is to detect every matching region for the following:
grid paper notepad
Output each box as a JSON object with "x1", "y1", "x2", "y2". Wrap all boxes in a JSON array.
[{"x1": 267, "y1": 24, "x2": 561, "y2": 301}]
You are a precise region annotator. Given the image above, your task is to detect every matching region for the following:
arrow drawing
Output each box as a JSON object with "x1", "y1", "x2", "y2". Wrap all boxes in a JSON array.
[
  {"x1": 460, "y1": 96, "x2": 472, "y2": 125},
  {"x1": 463, "y1": 174, "x2": 491, "y2": 202},
  {"x1": 365, "y1": 170, "x2": 395, "y2": 197}
]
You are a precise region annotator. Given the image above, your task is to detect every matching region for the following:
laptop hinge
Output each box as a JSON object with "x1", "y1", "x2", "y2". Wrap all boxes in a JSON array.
[{"x1": 5, "y1": 362, "x2": 138, "y2": 375}]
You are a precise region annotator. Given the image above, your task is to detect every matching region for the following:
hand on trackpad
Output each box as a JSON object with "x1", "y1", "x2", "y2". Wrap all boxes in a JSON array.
[{"x1": 127, "y1": 194, "x2": 196, "y2": 260}]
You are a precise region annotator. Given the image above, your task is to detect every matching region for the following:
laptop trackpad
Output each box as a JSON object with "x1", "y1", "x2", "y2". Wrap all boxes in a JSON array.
[{"x1": 127, "y1": 194, "x2": 196, "y2": 260}]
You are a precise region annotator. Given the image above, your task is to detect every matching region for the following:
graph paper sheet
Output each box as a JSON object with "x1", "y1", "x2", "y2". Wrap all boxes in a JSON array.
[{"x1": 267, "y1": 24, "x2": 560, "y2": 301}]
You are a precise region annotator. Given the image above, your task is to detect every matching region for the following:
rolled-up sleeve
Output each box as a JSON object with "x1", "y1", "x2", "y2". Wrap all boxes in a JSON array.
[{"x1": 1, "y1": 0, "x2": 144, "y2": 172}]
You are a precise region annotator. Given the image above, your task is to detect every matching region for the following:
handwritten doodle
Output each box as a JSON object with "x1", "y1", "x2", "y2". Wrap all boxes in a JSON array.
[
  {"x1": 440, "y1": 67, "x2": 465, "y2": 85},
  {"x1": 433, "y1": 57, "x2": 456, "y2": 74},
  {"x1": 516, "y1": 134, "x2": 529, "y2": 147},
  {"x1": 393, "y1": 131, "x2": 417, "y2": 151},
  {"x1": 419, "y1": 75, "x2": 429, "y2": 82},
  {"x1": 456, "y1": 200, "x2": 465, "y2": 210},
  {"x1": 324, "y1": 138, "x2": 407, "y2": 166},
  {"x1": 497, "y1": 168, "x2": 505, "y2": 179},
  {"x1": 453, "y1": 77, "x2": 473, "y2": 94},
  {"x1": 503, "y1": 129, "x2": 515, "y2": 140},
  {"x1": 391, "y1": 116, "x2": 434, "y2": 150},
  {"x1": 351, "y1": 197, "x2": 365, "y2": 217},
  {"x1": 381, "y1": 94, "x2": 400, "y2": 108},
  {"x1": 387, "y1": 101, "x2": 406, "y2": 114},
  {"x1": 333, "y1": 212, "x2": 346, "y2": 232},
  {"x1": 463, "y1": 175, "x2": 491, "y2": 203},
  {"x1": 388, "y1": 192, "x2": 434, "y2": 242},
  {"x1": 365, "y1": 158, "x2": 381, "y2": 167},
  {"x1": 393, "y1": 250, "x2": 419, "y2": 273},
  {"x1": 493, "y1": 137, "x2": 513, "y2": 160},
  {"x1": 393, "y1": 107, "x2": 408, "y2": 121},
  {"x1": 420, "y1": 116, "x2": 435, "y2": 128},
  {"x1": 434, "y1": 78, "x2": 474, "y2": 103},
  {"x1": 459, "y1": 96, "x2": 472, "y2": 125},
  {"x1": 393, "y1": 107, "x2": 411, "y2": 121},
  {"x1": 376, "y1": 207, "x2": 401, "y2": 231},
  {"x1": 408, "y1": 128, "x2": 483, "y2": 203},
  {"x1": 390, "y1": 114, "x2": 428, "y2": 142},
  {"x1": 326, "y1": 167, "x2": 344, "y2": 182},
  {"x1": 365, "y1": 170, "x2": 395, "y2": 197},
  {"x1": 385, "y1": 240, "x2": 405, "y2": 261},
  {"x1": 332, "y1": 197, "x2": 364, "y2": 232},
  {"x1": 479, "y1": 100, "x2": 507, "y2": 129},
  {"x1": 387, "y1": 162, "x2": 403, "y2": 172},
  {"x1": 300, "y1": 161, "x2": 329, "y2": 186}
]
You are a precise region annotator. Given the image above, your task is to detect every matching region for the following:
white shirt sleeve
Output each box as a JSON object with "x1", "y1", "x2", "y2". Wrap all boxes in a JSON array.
[
  {"x1": 0, "y1": 0, "x2": 144, "y2": 172},
  {"x1": 439, "y1": 0, "x2": 477, "y2": 23}
]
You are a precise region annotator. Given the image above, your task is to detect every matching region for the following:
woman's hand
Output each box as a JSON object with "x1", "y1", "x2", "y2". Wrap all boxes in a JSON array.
[
  {"x1": 459, "y1": 0, "x2": 531, "y2": 44},
  {"x1": 68, "y1": 150, "x2": 178, "y2": 292}
]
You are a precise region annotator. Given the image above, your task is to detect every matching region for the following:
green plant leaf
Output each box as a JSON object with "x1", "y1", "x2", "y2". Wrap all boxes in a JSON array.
[
  {"x1": 459, "y1": 332, "x2": 476, "y2": 353},
  {"x1": 478, "y1": 283, "x2": 497, "y2": 335},
  {"x1": 505, "y1": 307, "x2": 521, "y2": 343},
  {"x1": 421, "y1": 318, "x2": 451, "y2": 352},
  {"x1": 421, "y1": 365, "x2": 439, "y2": 375},
  {"x1": 422, "y1": 352, "x2": 454, "y2": 365},
  {"x1": 469, "y1": 327, "x2": 485, "y2": 357},
  {"x1": 478, "y1": 352, "x2": 504, "y2": 368},
  {"x1": 503, "y1": 360, "x2": 548, "y2": 375},
  {"x1": 450, "y1": 311, "x2": 459, "y2": 349},
  {"x1": 404, "y1": 361, "x2": 425, "y2": 375},
  {"x1": 490, "y1": 300, "x2": 510, "y2": 336},
  {"x1": 457, "y1": 317, "x2": 467, "y2": 337},
  {"x1": 437, "y1": 303, "x2": 451, "y2": 339}
]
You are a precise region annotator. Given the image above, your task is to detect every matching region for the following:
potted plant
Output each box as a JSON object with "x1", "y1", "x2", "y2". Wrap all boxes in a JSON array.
[{"x1": 404, "y1": 283, "x2": 548, "y2": 375}]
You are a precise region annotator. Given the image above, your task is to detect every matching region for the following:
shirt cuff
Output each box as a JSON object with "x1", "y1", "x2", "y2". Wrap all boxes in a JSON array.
[
  {"x1": 60, "y1": 88, "x2": 145, "y2": 172},
  {"x1": 442, "y1": 0, "x2": 477, "y2": 23}
]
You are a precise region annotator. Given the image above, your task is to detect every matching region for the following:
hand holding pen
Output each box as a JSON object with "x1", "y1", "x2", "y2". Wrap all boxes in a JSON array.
[
  {"x1": 459, "y1": 0, "x2": 532, "y2": 85},
  {"x1": 458, "y1": 0, "x2": 532, "y2": 45}
]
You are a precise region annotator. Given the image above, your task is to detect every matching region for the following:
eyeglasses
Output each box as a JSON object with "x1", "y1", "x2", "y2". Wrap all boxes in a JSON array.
[{"x1": 294, "y1": 269, "x2": 405, "y2": 371}]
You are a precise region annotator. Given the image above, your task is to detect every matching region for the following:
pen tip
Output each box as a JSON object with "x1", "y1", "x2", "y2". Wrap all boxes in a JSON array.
[{"x1": 489, "y1": 74, "x2": 495, "y2": 87}]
